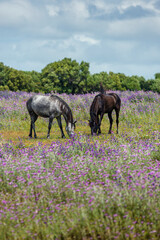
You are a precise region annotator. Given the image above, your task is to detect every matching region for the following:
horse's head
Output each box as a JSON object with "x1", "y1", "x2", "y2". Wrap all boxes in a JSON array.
[
  {"x1": 66, "y1": 120, "x2": 77, "y2": 137},
  {"x1": 89, "y1": 120, "x2": 98, "y2": 135}
]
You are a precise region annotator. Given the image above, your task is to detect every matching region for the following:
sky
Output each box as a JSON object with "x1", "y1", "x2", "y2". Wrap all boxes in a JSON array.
[{"x1": 0, "y1": 0, "x2": 160, "y2": 80}]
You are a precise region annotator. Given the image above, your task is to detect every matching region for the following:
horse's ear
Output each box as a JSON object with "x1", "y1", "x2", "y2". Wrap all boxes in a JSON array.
[
  {"x1": 100, "y1": 82, "x2": 105, "y2": 94},
  {"x1": 74, "y1": 120, "x2": 77, "y2": 124}
]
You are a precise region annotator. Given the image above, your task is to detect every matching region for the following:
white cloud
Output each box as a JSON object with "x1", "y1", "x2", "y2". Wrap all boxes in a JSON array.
[
  {"x1": 89, "y1": 0, "x2": 160, "y2": 18},
  {"x1": 67, "y1": 1, "x2": 89, "y2": 19},
  {"x1": 0, "y1": 0, "x2": 160, "y2": 79},
  {"x1": 45, "y1": 0, "x2": 90, "y2": 19},
  {"x1": 12, "y1": 44, "x2": 17, "y2": 51},
  {"x1": 105, "y1": 15, "x2": 160, "y2": 40},
  {"x1": 74, "y1": 34, "x2": 100, "y2": 45},
  {"x1": 46, "y1": 5, "x2": 59, "y2": 17},
  {"x1": 119, "y1": 0, "x2": 160, "y2": 14},
  {"x1": 90, "y1": 0, "x2": 116, "y2": 15},
  {"x1": 0, "y1": 0, "x2": 40, "y2": 26}
]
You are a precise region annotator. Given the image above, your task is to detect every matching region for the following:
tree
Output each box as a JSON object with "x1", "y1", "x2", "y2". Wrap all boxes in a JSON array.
[
  {"x1": 87, "y1": 72, "x2": 109, "y2": 92},
  {"x1": 0, "y1": 62, "x2": 10, "y2": 88},
  {"x1": 87, "y1": 71, "x2": 123, "y2": 92},
  {"x1": 1, "y1": 59, "x2": 160, "y2": 93},
  {"x1": 119, "y1": 74, "x2": 141, "y2": 91},
  {"x1": 151, "y1": 79, "x2": 160, "y2": 93},
  {"x1": 108, "y1": 72, "x2": 122, "y2": 90},
  {"x1": 41, "y1": 58, "x2": 90, "y2": 94},
  {"x1": 26, "y1": 71, "x2": 41, "y2": 92},
  {"x1": 155, "y1": 73, "x2": 160, "y2": 79},
  {"x1": 138, "y1": 76, "x2": 146, "y2": 90},
  {"x1": 77, "y1": 61, "x2": 90, "y2": 93}
]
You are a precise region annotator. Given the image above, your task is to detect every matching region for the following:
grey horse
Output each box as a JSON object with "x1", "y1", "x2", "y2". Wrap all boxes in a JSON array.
[{"x1": 26, "y1": 94, "x2": 76, "y2": 138}]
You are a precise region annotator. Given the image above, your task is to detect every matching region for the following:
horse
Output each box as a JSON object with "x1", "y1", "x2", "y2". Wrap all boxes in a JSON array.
[
  {"x1": 89, "y1": 92, "x2": 121, "y2": 135},
  {"x1": 26, "y1": 94, "x2": 76, "y2": 138}
]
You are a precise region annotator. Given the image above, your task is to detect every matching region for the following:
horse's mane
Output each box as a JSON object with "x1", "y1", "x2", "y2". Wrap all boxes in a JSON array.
[
  {"x1": 50, "y1": 94, "x2": 71, "y2": 110},
  {"x1": 90, "y1": 94, "x2": 102, "y2": 121},
  {"x1": 50, "y1": 94, "x2": 74, "y2": 123},
  {"x1": 90, "y1": 94, "x2": 100, "y2": 111}
]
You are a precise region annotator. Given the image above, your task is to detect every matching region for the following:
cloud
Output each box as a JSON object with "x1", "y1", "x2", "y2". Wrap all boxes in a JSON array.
[
  {"x1": 88, "y1": 0, "x2": 159, "y2": 20},
  {"x1": 74, "y1": 34, "x2": 100, "y2": 45},
  {"x1": 90, "y1": 61, "x2": 160, "y2": 78},
  {"x1": 0, "y1": 0, "x2": 40, "y2": 27},
  {"x1": 68, "y1": 1, "x2": 90, "y2": 19},
  {"x1": 0, "y1": 0, "x2": 160, "y2": 79},
  {"x1": 46, "y1": 0, "x2": 89, "y2": 19},
  {"x1": 46, "y1": 5, "x2": 59, "y2": 17},
  {"x1": 106, "y1": 16, "x2": 160, "y2": 41},
  {"x1": 154, "y1": 0, "x2": 160, "y2": 9}
]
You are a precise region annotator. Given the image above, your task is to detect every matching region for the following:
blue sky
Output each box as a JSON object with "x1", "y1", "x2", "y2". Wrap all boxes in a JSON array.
[{"x1": 0, "y1": 0, "x2": 160, "y2": 79}]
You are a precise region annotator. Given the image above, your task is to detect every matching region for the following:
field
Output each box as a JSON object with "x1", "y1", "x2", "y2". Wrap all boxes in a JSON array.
[{"x1": 0, "y1": 90, "x2": 160, "y2": 240}]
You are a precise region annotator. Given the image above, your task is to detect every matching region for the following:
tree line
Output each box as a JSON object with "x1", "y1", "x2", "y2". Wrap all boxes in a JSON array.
[{"x1": 0, "y1": 58, "x2": 160, "y2": 93}]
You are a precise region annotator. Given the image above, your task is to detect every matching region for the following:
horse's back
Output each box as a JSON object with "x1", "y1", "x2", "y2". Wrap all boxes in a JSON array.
[
  {"x1": 108, "y1": 93, "x2": 121, "y2": 102},
  {"x1": 26, "y1": 95, "x2": 62, "y2": 118},
  {"x1": 90, "y1": 94, "x2": 116, "y2": 114},
  {"x1": 101, "y1": 94, "x2": 117, "y2": 112},
  {"x1": 107, "y1": 93, "x2": 121, "y2": 110}
]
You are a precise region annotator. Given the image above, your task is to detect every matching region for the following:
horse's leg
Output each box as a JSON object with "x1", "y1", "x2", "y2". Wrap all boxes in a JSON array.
[
  {"x1": 47, "y1": 116, "x2": 54, "y2": 138},
  {"x1": 108, "y1": 112, "x2": 113, "y2": 134},
  {"x1": 30, "y1": 114, "x2": 38, "y2": 138},
  {"x1": 56, "y1": 116, "x2": 65, "y2": 138},
  {"x1": 96, "y1": 115, "x2": 100, "y2": 134},
  {"x1": 115, "y1": 108, "x2": 120, "y2": 134},
  {"x1": 29, "y1": 116, "x2": 32, "y2": 138},
  {"x1": 98, "y1": 113, "x2": 104, "y2": 134}
]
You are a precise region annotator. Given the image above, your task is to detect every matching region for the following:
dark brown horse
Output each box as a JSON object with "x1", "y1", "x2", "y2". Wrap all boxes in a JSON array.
[{"x1": 89, "y1": 92, "x2": 121, "y2": 135}]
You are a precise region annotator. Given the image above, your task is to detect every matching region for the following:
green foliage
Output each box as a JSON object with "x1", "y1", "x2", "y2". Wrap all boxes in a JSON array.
[
  {"x1": 120, "y1": 75, "x2": 141, "y2": 91},
  {"x1": 0, "y1": 60, "x2": 160, "y2": 93},
  {"x1": 0, "y1": 62, "x2": 41, "y2": 92},
  {"x1": 41, "y1": 58, "x2": 90, "y2": 94},
  {"x1": 87, "y1": 72, "x2": 107, "y2": 92},
  {"x1": 151, "y1": 78, "x2": 160, "y2": 93},
  {"x1": 155, "y1": 72, "x2": 160, "y2": 79},
  {"x1": 108, "y1": 71, "x2": 122, "y2": 90},
  {"x1": 87, "y1": 71, "x2": 123, "y2": 92}
]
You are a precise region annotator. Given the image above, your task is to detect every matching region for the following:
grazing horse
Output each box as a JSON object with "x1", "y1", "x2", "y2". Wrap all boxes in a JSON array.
[
  {"x1": 89, "y1": 93, "x2": 121, "y2": 135},
  {"x1": 26, "y1": 94, "x2": 76, "y2": 138}
]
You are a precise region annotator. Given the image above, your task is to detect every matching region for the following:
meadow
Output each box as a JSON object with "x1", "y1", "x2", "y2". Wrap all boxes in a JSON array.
[{"x1": 0, "y1": 90, "x2": 160, "y2": 240}]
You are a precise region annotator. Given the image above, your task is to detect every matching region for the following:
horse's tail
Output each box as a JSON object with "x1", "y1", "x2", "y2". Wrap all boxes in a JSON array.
[
  {"x1": 26, "y1": 96, "x2": 33, "y2": 113},
  {"x1": 113, "y1": 94, "x2": 121, "y2": 109}
]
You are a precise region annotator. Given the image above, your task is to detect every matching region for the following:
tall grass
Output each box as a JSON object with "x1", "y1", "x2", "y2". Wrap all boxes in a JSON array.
[{"x1": 0, "y1": 90, "x2": 160, "y2": 239}]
